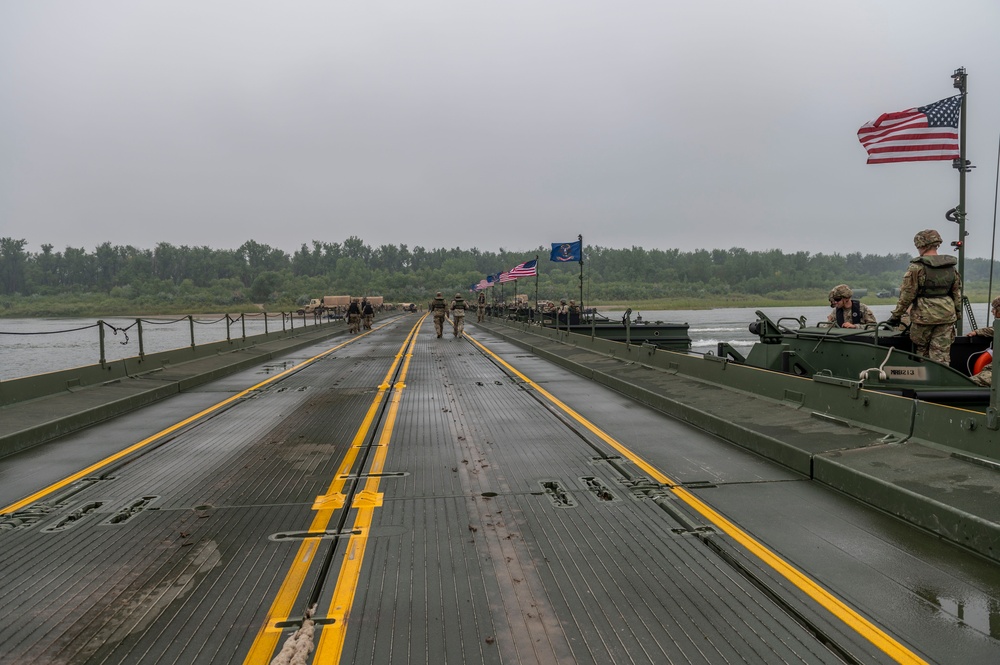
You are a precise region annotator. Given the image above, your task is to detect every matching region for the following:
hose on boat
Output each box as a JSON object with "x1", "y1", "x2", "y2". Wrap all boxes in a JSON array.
[{"x1": 859, "y1": 346, "x2": 894, "y2": 382}]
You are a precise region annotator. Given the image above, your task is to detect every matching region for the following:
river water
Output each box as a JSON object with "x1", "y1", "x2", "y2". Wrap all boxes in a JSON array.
[
  {"x1": 0, "y1": 304, "x2": 906, "y2": 382},
  {"x1": 0, "y1": 314, "x2": 321, "y2": 381}
]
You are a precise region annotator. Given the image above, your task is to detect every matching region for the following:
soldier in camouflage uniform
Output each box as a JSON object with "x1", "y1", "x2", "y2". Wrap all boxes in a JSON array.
[
  {"x1": 430, "y1": 292, "x2": 447, "y2": 338},
  {"x1": 450, "y1": 293, "x2": 467, "y2": 338},
  {"x1": 826, "y1": 284, "x2": 876, "y2": 328},
  {"x1": 476, "y1": 291, "x2": 486, "y2": 323},
  {"x1": 965, "y1": 296, "x2": 1000, "y2": 386},
  {"x1": 888, "y1": 230, "x2": 962, "y2": 364},
  {"x1": 347, "y1": 298, "x2": 362, "y2": 334}
]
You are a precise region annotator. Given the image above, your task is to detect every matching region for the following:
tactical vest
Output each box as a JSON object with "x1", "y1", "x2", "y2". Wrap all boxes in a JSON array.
[
  {"x1": 836, "y1": 300, "x2": 863, "y2": 326},
  {"x1": 913, "y1": 257, "x2": 957, "y2": 298}
]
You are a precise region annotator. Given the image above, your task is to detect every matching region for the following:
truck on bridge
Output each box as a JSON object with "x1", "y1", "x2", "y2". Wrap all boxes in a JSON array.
[{"x1": 297, "y1": 295, "x2": 351, "y2": 316}]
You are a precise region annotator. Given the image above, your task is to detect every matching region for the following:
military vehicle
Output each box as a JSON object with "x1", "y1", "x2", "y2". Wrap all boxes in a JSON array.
[
  {"x1": 297, "y1": 295, "x2": 351, "y2": 316},
  {"x1": 728, "y1": 310, "x2": 991, "y2": 408}
]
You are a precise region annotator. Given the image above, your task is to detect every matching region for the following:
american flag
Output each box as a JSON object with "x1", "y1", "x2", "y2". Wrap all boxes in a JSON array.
[
  {"x1": 498, "y1": 271, "x2": 514, "y2": 283},
  {"x1": 508, "y1": 259, "x2": 537, "y2": 278},
  {"x1": 857, "y1": 96, "x2": 961, "y2": 164}
]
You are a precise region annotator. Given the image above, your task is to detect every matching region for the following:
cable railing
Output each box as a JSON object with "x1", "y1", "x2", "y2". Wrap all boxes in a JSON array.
[{"x1": 0, "y1": 311, "x2": 339, "y2": 380}]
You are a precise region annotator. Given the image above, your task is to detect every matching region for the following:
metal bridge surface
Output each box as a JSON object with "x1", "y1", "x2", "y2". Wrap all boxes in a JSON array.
[{"x1": 0, "y1": 314, "x2": 998, "y2": 664}]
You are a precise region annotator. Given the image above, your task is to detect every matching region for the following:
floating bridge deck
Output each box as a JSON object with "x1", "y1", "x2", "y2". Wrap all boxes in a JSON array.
[{"x1": 0, "y1": 314, "x2": 998, "y2": 664}]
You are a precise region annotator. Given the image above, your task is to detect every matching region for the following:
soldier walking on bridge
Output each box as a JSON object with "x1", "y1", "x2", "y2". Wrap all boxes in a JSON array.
[
  {"x1": 362, "y1": 298, "x2": 374, "y2": 330},
  {"x1": 476, "y1": 290, "x2": 486, "y2": 322},
  {"x1": 451, "y1": 293, "x2": 467, "y2": 338},
  {"x1": 347, "y1": 298, "x2": 362, "y2": 334},
  {"x1": 430, "y1": 292, "x2": 447, "y2": 338}
]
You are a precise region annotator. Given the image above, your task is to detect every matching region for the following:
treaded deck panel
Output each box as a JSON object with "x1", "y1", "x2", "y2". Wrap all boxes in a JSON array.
[
  {"x1": 0, "y1": 321, "x2": 415, "y2": 663},
  {"x1": 326, "y1": 322, "x2": 859, "y2": 664}
]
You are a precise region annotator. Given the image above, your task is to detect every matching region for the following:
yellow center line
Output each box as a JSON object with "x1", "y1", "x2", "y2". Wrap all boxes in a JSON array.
[
  {"x1": 1, "y1": 321, "x2": 393, "y2": 516},
  {"x1": 465, "y1": 332, "x2": 927, "y2": 665},
  {"x1": 311, "y1": 313, "x2": 422, "y2": 663},
  {"x1": 243, "y1": 314, "x2": 426, "y2": 665}
]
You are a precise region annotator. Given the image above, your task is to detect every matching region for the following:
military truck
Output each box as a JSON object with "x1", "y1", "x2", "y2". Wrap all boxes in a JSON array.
[{"x1": 297, "y1": 295, "x2": 351, "y2": 316}]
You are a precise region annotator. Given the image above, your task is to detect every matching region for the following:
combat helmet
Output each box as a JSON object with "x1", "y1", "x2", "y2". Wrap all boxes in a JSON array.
[
  {"x1": 828, "y1": 284, "x2": 852, "y2": 303},
  {"x1": 914, "y1": 229, "x2": 943, "y2": 249}
]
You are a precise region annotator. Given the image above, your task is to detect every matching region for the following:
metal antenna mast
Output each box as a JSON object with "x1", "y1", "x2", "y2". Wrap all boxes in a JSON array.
[{"x1": 951, "y1": 67, "x2": 974, "y2": 334}]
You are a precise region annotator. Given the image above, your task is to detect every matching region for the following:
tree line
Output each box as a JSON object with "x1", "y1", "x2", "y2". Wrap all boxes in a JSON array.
[{"x1": 1, "y1": 236, "x2": 997, "y2": 312}]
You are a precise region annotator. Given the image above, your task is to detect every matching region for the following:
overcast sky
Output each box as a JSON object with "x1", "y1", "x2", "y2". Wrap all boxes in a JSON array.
[{"x1": 3, "y1": 1, "x2": 1000, "y2": 259}]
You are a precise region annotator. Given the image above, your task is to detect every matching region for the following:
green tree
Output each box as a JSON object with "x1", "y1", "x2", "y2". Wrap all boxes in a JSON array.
[{"x1": 0, "y1": 237, "x2": 28, "y2": 295}]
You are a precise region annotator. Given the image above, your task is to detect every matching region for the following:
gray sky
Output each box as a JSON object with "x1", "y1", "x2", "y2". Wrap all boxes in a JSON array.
[{"x1": 3, "y1": 1, "x2": 1000, "y2": 258}]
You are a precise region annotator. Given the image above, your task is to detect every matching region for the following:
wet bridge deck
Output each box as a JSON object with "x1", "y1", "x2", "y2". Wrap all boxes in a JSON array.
[{"x1": 1, "y1": 314, "x2": 998, "y2": 664}]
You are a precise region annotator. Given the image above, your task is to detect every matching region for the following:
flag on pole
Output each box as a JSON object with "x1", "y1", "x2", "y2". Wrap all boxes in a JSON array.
[
  {"x1": 498, "y1": 271, "x2": 514, "y2": 283},
  {"x1": 857, "y1": 96, "x2": 961, "y2": 164},
  {"x1": 550, "y1": 241, "x2": 582, "y2": 262},
  {"x1": 508, "y1": 259, "x2": 538, "y2": 278},
  {"x1": 475, "y1": 279, "x2": 489, "y2": 290}
]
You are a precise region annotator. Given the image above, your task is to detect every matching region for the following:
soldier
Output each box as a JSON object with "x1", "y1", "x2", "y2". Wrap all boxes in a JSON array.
[
  {"x1": 826, "y1": 284, "x2": 876, "y2": 329},
  {"x1": 347, "y1": 298, "x2": 362, "y2": 334},
  {"x1": 450, "y1": 293, "x2": 467, "y2": 338},
  {"x1": 476, "y1": 290, "x2": 486, "y2": 322},
  {"x1": 888, "y1": 229, "x2": 962, "y2": 364},
  {"x1": 430, "y1": 291, "x2": 447, "y2": 338},
  {"x1": 557, "y1": 299, "x2": 568, "y2": 325},
  {"x1": 362, "y1": 298, "x2": 375, "y2": 330},
  {"x1": 568, "y1": 299, "x2": 581, "y2": 325},
  {"x1": 965, "y1": 296, "x2": 1000, "y2": 386}
]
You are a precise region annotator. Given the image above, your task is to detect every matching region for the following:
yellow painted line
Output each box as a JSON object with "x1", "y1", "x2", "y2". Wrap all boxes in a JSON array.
[
  {"x1": 312, "y1": 313, "x2": 421, "y2": 662},
  {"x1": 1, "y1": 321, "x2": 394, "y2": 516},
  {"x1": 465, "y1": 332, "x2": 928, "y2": 665},
  {"x1": 243, "y1": 314, "x2": 426, "y2": 665}
]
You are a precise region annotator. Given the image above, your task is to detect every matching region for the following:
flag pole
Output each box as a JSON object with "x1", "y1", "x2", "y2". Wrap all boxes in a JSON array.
[
  {"x1": 952, "y1": 67, "x2": 970, "y2": 334},
  {"x1": 578, "y1": 233, "x2": 584, "y2": 315},
  {"x1": 513, "y1": 273, "x2": 518, "y2": 315},
  {"x1": 534, "y1": 254, "x2": 539, "y2": 323}
]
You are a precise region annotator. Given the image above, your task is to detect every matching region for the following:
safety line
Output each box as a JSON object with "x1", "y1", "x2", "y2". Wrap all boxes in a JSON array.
[
  {"x1": 465, "y1": 332, "x2": 928, "y2": 665},
  {"x1": 0, "y1": 321, "x2": 393, "y2": 516},
  {"x1": 242, "y1": 314, "x2": 425, "y2": 665}
]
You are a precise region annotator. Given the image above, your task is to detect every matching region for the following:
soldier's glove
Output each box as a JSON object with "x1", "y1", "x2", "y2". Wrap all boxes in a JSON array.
[{"x1": 887, "y1": 316, "x2": 901, "y2": 327}]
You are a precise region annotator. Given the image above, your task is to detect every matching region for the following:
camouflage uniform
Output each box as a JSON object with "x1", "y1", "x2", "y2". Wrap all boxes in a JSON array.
[
  {"x1": 968, "y1": 296, "x2": 1000, "y2": 386},
  {"x1": 450, "y1": 293, "x2": 467, "y2": 338},
  {"x1": 476, "y1": 291, "x2": 486, "y2": 323},
  {"x1": 825, "y1": 284, "x2": 876, "y2": 328},
  {"x1": 889, "y1": 230, "x2": 962, "y2": 364},
  {"x1": 347, "y1": 299, "x2": 362, "y2": 334},
  {"x1": 430, "y1": 292, "x2": 447, "y2": 338},
  {"x1": 362, "y1": 300, "x2": 374, "y2": 330}
]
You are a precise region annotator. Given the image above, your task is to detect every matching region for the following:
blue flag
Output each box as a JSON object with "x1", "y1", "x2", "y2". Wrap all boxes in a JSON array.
[{"x1": 550, "y1": 241, "x2": 582, "y2": 262}]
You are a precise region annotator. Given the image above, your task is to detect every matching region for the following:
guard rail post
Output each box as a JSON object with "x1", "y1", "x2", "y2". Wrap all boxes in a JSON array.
[
  {"x1": 98, "y1": 320, "x2": 106, "y2": 366},
  {"x1": 241, "y1": 313, "x2": 246, "y2": 340},
  {"x1": 136, "y1": 318, "x2": 145, "y2": 359},
  {"x1": 188, "y1": 316, "x2": 195, "y2": 349},
  {"x1": 226, "y1": 315, "x2": 231, "y2": 343}
]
